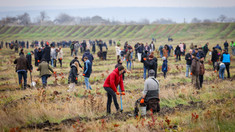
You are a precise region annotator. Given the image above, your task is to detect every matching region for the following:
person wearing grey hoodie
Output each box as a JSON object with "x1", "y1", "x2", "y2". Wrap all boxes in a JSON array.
[{"x1": 134, "y1": 70, "x2": 160, "y2": 116}]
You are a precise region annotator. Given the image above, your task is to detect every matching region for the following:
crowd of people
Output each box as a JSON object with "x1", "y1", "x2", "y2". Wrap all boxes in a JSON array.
[{"x1": 1, "y1": 39, "x2": 234, "y2": 115}]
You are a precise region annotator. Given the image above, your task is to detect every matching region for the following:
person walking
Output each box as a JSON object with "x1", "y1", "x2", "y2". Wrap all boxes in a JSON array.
[
  {"x1": 137, "y1": 43, "x2": 144, "y2": 61},
  {"x1": 14, "y1": 55, "x2": 31, "y2": 89},
  {"x1": 185, "y1": 49, "x2": 192, "y2": 77},
  {"x1": 224, "y1": 40, "x2": 229, "y2": 52},
  {"x1": 83, "y1": 57, "x2": 92, "y2": 90},
  {"x1": 175, "y1": 45, "x2": 181, "y2": 61},
  {"x1": 70, "y1": 42, "x2": 74, "y2": 56},
  {"x1": 37, "y1": 58, "x2": 55, "y2": 88},
  {"x1": 103, "y1": 65, "x2": 125, "y2": 114},
  {"x1": 220, "y1": 51, "x2": 231, "y2": 78},
  {"x1": 126, "y1": 49, "x2": 132, "y2": 70}
]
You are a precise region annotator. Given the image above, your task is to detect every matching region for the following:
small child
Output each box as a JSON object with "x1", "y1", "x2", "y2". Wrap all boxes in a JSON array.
[
  {"x1": 219, "y1": 62, "x2": 225, "y2": 80},
  {"x1": 162, "y1": 57, "x2": 168, "y2": 78},
  {"x1": 68, "y1": 62, "x2": 79, "y2": 92}
]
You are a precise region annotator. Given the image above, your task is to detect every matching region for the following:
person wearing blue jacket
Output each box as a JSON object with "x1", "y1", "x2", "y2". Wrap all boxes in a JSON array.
[
  {"x1": 220, "y1": 51, "x2": 231, "y2": 78},
  {"x1": 83, "y1": 57, "x2": 92, "y2": 90},
  {"x1": 162, "y1": 57, "x2": 168, "y2": 78}
]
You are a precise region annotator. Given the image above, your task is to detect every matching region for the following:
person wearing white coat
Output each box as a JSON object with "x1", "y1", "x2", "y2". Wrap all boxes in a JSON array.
[{"x1": 57, "y1": 47, "x2": 63, "y2": 67}]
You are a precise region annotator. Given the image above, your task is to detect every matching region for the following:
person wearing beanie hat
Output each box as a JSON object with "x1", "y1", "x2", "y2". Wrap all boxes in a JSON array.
[{"x1": 134, "y1": 69, "x2": 160, "y2": 116}]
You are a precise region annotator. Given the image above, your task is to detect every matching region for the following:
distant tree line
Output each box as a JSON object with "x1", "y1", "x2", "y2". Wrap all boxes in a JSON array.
[{"x1": 0, "y1": 11, "x2": 234, "y2": 26}]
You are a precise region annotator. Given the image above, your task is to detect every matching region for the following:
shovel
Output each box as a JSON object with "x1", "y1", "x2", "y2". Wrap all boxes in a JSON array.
[{"x1": 119, "y1": 85, "x2": 123, "y2": 113}]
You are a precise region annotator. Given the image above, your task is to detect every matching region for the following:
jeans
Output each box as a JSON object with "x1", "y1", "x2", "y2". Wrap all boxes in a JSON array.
[
  {"x1": 41, "y1": 75, "x2": 49, "y2": 85},
  {"x1": 126, "y1": 60, "x2": 132, "y2": 70},
  {"x1": 18, "y1": 71, "x2": 27, "y2": 88},
  {"x1": 186, "y1": 65, "x2": 191, "y2": 77},
  {"x1": 51, "y1": 59, "x2": 54, "y2": 67},
  {"x1": 232, "y1": 48, "x2": 235, "y2": 56},
  {"x1": 176, "y1": 54, "x2": 181, "y2": 61},
  {"x1": 219, "y1": 65, "x2": 225, "y2": 79},
  {"x1": 104, "y1": 87, "x2": 119, "y2": 114},
  {"x1": 160, "y1": 51, "x2": 163, "y2": 58},
  {"x1": 71, "y1": 49, "x2": 74, "y2": 56},
  {"x1": 143, "y1": 66, "x2": 147, "y2": 79},
  {"x1": 84, "y1": 77, "x2": 92, "y2": 90}
]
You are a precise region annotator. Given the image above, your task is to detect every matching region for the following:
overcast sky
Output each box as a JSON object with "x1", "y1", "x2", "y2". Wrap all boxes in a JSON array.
[{"x1": 1, "y1": 0, "x2": 235, "y2": 8}]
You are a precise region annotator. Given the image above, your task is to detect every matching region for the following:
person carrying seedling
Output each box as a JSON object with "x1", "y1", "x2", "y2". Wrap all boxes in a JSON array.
[
  {"x1": 83, "y1": 56, "x2": 92, "y2": 90},
  {"x1": 14, "y1": 54, "x2": 31, "y2": 89},
  {"x1": 37, "y1": 58, "x2": 55, "y2": 88},
  {"x1": 103, "y1": 65, "x2": 125, "y2": 114},
  {"x1": 134, "y1": 69, "x2": 160, "y2": 117},
  {"x1": 162, "y1": 56, "x2": 168, "y2": 78},
  {"x1": 57, "y1": 47, "x2": 63, "y2": 68},
  {"x1": 68, "y1": 62, "x2": 79, "y2": 92}
]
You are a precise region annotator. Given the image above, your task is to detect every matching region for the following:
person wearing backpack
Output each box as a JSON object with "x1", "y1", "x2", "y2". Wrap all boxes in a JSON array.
[
  {"x1": 220, "y1": 51, "x2": 231, "y2": 78},
  {"x1": 199, "y1": 60, "x2": 205, "y2": 89}
]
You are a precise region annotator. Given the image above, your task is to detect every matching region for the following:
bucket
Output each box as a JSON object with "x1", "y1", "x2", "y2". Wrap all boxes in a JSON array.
[{"x1": 140, "y1": 106, "x2": 147, "y2": 116}]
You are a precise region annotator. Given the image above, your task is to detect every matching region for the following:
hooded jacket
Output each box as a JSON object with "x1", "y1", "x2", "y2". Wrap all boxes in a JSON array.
[
  {"x1": 83, "y1": 60, "x2": 92, "y2": 78},
  {"x1": 103, "y1": 68, "x2": 124, "y2": 92},
  {"x1": 69, "y1": 64, "x2": 78, "y2": 84},
  {"x1": 82, "y1": 51, "x2": 94, "y2": 64}
]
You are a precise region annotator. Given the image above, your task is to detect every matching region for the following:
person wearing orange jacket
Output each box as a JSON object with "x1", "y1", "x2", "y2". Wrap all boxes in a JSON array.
[{"x1": 103, "y1": 65, "x2": 125, "y2": 114}]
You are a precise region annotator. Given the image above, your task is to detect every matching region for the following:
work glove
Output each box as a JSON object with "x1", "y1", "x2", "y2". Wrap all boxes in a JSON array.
[
  {"x1": 38, "y1": 60, "x2": 40, "y2": 62},
  {"x1": 143, "y1": 58, "x2": 146, "y2": 61},
  {"x1": 140, "y1": 99, "x2": 144, "y2": 104},
  {"x1": 76, "y1": 77, "x2": 78, "y2": 80},
  {"x1": 190, "y1": 72, "x2": 193, "y2": 75},
  {"x1": 116, "y1": 92, "x2": 120, "y2": 95},
  {"x1": 54, "y1": 71, "x2": 56, "y2": 74},
  {"x1": 121, "y1": 92, "x2": 125, "y2": 95},
  {"x1": 83, "y1": 74, "x2": 85, "y2": 76}
]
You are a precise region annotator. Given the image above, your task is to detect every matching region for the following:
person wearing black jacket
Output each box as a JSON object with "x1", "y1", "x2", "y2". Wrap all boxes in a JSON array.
[
  {"x1": 224, "y1": 40, "x2": 229, "y2": 52},
  {"x1": 211, "y1": 47, "x2": 219, "y2": 71},
  {"x1": 68, "y1": 62, "x2": 79, "y2": 92},
  {"x1": 26, "y1": 52, "x2": 33, "y2": 70},
  {"x1": 68, "y1": 57, "x2": 83, "y2": 84},
  {"x1": 143, "y1": 54, "x2": 157, "y2": 78},
  {"x1": 141, "y1": 50, "x2": 149, "y2": 80},
  {"x1": 34, "y1": 47, "x2": 39, "y2": 66},
  {"x1": 175, "y1": 45, "x2": 181, "y2": 61},
  {"x1": 42, "y1": 42, "x2": 51, "y2": 63},
  {"x1": 14, "y1": 55, "x2": 31, "y2": 89},
  {"x1": 185, "y1": 49, "x2": 192, "y2": 77}
]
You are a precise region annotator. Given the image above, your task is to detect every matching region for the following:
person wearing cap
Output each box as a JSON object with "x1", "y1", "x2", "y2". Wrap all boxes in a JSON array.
[
  {"x1": 134, "y1": 69, "x2": 160, "y2": 116},
  {"x1": 70, "y1": 42, "x2": 75, "y2": 56},
  {"x1": 37, "y1": 58, "x2": 55, "y2": 88},
  {"x1": 103, "y1": 65, "x2": 125, "y2": 114}
]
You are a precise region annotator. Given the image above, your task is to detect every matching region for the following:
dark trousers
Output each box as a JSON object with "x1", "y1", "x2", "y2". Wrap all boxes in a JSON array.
[
  {"x1": 104, "y1": 87, "x2": 119, "y2": 114},
  {"x1": 163, "y1": 72, "x2": 167, "y2": 78},
  {"x1": 35, "y1": 59, "x2": 38, "y2": 66},
  {"x1": 134, "y1": 97, "x2": 160, "y2": 116},
  {"x1": 58, "y1": 59, "x2": 62, "y2": 67},
  {"x1": 53, "y1": 59, "x2": 57, "y2": 67},
  {"x1": 212, "y1": 61, "x2": 216, "y2": 71},
  {"x1": 224, "y1": 63, "x2": 230, "y2": 78},
  {"x1": 176, "y1": 54, "x2": 181, "y2": 61},
  {"x1": 103, "y1": 51, "x2": 107, "y2": 60},
  {"x1": 41, "y1": 75, "x2": 50, "y2": 86},
  {"x1": 18, "y1": 71, "x2": 27, "y2": 88},
  {"x1": 199, "y1": 75, "x2": 203, "y2": 88}
]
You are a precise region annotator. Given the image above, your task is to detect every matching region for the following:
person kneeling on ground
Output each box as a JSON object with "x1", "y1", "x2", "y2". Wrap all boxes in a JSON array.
[
  {"x1": 134, "y1": 69, "x2": 160, "y2": 116},
  {"x1": 37, "y1": 58, "x2": 55, "y2": 88},
  {"x1": 103, "y1": 65, "x2": 125, "y2": 114}
]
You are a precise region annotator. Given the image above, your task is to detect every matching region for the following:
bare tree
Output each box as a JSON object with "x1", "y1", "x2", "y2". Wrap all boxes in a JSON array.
[
  {"x1": 54, "y1": 13, "x2": 75, "y2": 25},
  {"x1": 191, "y1": 18, "x2": 201, "y2": 23},
  {"x1": 17, "y1": 13, "x2": 31, "y2": 25},
  {"x1": 40, "y1": 11, "x2": 49, "y2": 22},
  {"x1": 217, "y1": 15, "x2": 227, "y2": 23}
]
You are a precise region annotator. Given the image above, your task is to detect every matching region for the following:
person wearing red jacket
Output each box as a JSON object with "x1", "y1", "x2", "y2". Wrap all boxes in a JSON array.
[{"x1": 103, "y1": 65, "x2": 125, "y2": 114}]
